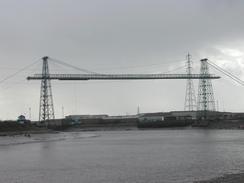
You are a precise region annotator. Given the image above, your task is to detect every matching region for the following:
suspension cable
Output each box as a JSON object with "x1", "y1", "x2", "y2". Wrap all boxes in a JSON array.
[
  {"x1": 207, "y1": 60, "x2": 244, "y2": 86},
  {"x1": 92, "y1": 59, "x2": 186, "y2": 72},
  {"x1": 48, "y1": 57, "x2": 99, "y2": 74},
  {"x1": 162, "y1": 65, "x2": 186, "y2": 74},
  {"x1": 0, "y1": 59, "x2": 41, "y2": 84},
  {"x1": 48, "y1": 57, "x2": 187, "y2": 75}
]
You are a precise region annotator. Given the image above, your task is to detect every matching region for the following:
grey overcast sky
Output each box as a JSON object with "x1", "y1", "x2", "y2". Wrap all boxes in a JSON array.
[{"x1": 0, "y1": 0, "x2": 244, "y2": 120}]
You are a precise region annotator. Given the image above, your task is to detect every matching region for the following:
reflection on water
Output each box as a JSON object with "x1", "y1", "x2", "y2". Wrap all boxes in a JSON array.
[{"x1": 1, "y1": 130, "x2": 244, "y2": 183}]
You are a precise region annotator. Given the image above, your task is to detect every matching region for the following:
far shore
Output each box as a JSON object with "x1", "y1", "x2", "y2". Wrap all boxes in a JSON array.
[{"x1": 1, "y1": 119, "x2": 244, "y2": 137}]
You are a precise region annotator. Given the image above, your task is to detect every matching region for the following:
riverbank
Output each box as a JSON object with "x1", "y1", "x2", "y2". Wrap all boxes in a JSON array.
[
  {"x1": 0, "y1": 121, "x2": 54, "y2": 136},
  {"x1": 1, "y1": 118, "x2": 244, "y2": 136},
  {"x1": 193, "y1": 119, "x2": 244, "y2": 129},
  {"x1": 195, "y1": 172, "x2": 244, "y2": 183},
  {"x1": 0, "y1": 130, "x2": 57, "y2": 136}
]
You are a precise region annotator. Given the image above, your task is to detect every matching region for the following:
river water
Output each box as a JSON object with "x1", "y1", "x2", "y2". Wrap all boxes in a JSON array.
[{"x1": 1, "y1": 129, "x2": 244, "y2": 183}]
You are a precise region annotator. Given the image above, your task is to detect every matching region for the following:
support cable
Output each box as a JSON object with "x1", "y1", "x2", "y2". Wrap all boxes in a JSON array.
[
  {"x1": 162, "y1": 65, "x2": 186, "y2": 74},
  {"x1": 92, "y1": 59, "x2": 186, "y2": 72},
  {"x1": 0, "y1": 59, "x2": 41, "y2": 84},
  {"x1": 48, "y1": 57, "x2": 186, "y2": 75},
  {"x1": 207, "y1": 60, "x2": 244, "y2": 86},
  {"x1": 48, "y1": 57, "x2": 99, "y2": 74}
]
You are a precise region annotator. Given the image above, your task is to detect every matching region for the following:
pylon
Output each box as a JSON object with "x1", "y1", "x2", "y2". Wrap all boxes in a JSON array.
[
  {"x1": 197, "y1": 59, "x2": 215, "y2": 117},
  {"x1": 39, "y1": 56, "x2": 55, "y2": 122},
  {"x1": 184, "y1": 53, "x2": 197, "y2": 111}
]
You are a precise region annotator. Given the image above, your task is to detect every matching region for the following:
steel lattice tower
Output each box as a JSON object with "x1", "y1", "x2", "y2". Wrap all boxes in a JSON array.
[
  {"x1": 197, "y1": 58, "x2": 216, "y2": 114},
  {"x1": 184, "y1": 54, "x2": 196, "y2": 111},
  {"x1": 39, "y1": 56, "x2": 55, "y2": 122}
]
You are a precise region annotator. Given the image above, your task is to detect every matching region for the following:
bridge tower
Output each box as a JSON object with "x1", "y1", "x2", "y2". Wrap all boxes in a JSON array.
[
  {"x1": 184, "y1": 53, "x2": 196, "y2": 111},
  {"x1": 39, "y1": 56, "x2": 55, "y2": 122},
  {"x1": 197, "y1": 59, "x2": 215, "y2": 118}
]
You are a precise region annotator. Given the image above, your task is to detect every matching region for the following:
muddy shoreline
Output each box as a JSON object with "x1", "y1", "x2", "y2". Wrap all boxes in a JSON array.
[
  {"x1": 0, "y1": 130, "x2": 58, "y2": 136},
  {"x1": 195, "y1": 172, "x2": 244, "y2": 183}
]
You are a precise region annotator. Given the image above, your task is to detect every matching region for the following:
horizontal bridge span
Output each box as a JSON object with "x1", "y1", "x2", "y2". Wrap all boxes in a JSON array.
[{"x1": 27, "y1": 74, "x2": 221, "y2": 80}]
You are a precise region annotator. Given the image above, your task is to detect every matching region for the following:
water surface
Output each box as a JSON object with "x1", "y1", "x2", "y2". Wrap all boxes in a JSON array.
[{"x1": 1, "y1": 129, "x2": 244, "y2": 183}]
